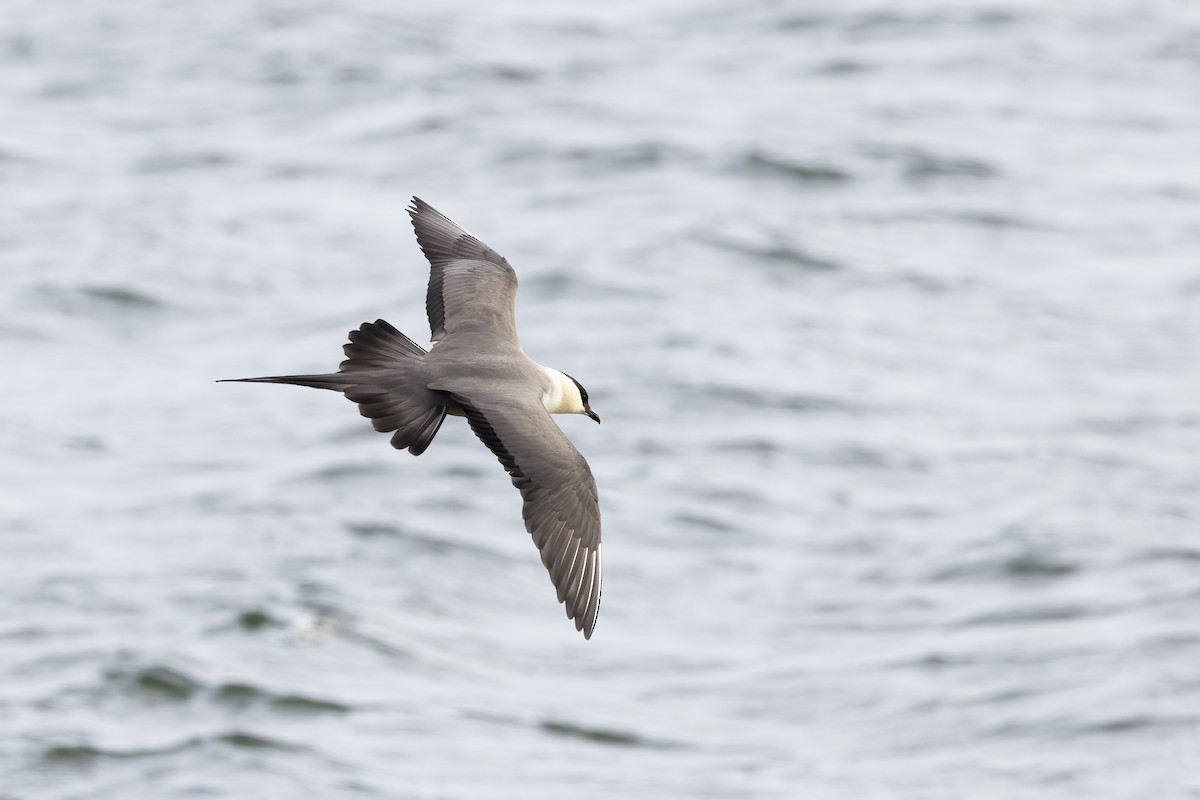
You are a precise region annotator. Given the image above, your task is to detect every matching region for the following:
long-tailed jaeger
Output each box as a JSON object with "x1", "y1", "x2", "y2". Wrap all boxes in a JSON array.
[{"x1": 222, "y1": 198, "x2": 603, "y2": 638}]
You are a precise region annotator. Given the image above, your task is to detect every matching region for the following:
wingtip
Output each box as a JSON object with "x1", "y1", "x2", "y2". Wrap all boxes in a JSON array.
[
  {"x1": 407, "y1": 196, "x2": 450, "y2": 234},
  {"x1": 407, "y1": 196, "x2": 435, "y2": 217},
  {"x1": 556, "y1": 549, "x2": 600, "y2": 641},
  {"x1": 579, "y1": 605, "x2": 598, "y2": 640}
]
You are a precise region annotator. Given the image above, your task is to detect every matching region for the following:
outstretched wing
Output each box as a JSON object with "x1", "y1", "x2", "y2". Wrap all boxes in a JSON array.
[
  {"x1": 442, "y1": 390, "x2": 602, "y2": 639},
  {"x1": 407, "y1": 197, "x2": 520, "y2": 345}
]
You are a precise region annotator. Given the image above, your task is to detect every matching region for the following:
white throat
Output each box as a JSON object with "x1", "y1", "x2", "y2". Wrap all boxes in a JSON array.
[{"x1": 539, "y1": 366, "x2": 583, "y2": 415}]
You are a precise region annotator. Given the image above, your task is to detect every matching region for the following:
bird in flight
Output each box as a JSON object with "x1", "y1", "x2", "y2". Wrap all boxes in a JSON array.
[{"x1": 222, "y1": 198, "x2": 603, "y2": 638}]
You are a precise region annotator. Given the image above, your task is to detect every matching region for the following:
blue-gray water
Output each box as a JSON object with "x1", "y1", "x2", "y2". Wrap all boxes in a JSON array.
[{"x1": 3, "y1": 1, "x2": 1199, "y2": 797}]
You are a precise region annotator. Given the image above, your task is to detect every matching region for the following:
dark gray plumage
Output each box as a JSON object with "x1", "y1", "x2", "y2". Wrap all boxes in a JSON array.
[{"x1": 222, "y1": 197, "x2": 603, "y2": 638}]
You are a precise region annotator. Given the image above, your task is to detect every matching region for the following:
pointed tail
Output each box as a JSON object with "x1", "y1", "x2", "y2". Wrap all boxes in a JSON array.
[
  {"x1": 219, "y1": 374, "x2": 351, "y2": 390},
  {"x1": 220, "y1": 319, "x2": 449, "y2": 456}
]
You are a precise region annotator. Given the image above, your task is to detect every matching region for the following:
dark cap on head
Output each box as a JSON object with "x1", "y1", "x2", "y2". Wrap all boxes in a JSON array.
[{"x1": 566, "y1": 374, "x2": 600, "y2": 424}]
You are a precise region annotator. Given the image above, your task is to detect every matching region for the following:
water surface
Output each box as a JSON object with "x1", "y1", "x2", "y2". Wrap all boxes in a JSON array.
[{"x1": 2, "y1": 1, "x2": 1198, "y2": 798}]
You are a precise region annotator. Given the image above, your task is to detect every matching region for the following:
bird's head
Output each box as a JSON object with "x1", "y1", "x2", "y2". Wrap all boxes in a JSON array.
[{"x1": 544, "y1": 368, "x2": 601, "y2": 423}]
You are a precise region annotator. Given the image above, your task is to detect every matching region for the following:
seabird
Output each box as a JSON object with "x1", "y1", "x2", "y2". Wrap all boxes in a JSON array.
[{"x1": 222, "y1": 198, "x2": 603, "y2": 638}]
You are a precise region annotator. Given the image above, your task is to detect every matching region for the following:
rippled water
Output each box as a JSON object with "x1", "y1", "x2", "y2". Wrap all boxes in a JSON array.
[{"x1": 3, "y1": 1, "x2": 1199, "y2": 798}]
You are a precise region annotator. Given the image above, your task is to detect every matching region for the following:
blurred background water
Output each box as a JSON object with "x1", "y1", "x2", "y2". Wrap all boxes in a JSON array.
[{"x1": 2, "y1": 0, "x2": 1199, "y2": 797}]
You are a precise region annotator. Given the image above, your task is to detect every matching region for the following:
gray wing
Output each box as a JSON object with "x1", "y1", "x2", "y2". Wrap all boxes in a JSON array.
[
  {"x1": 407, "y1": 197, "x2": 520, "y2": 345},
  {"x1": 441, "y1": 389, "x2": 602, "y2": 639}
]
